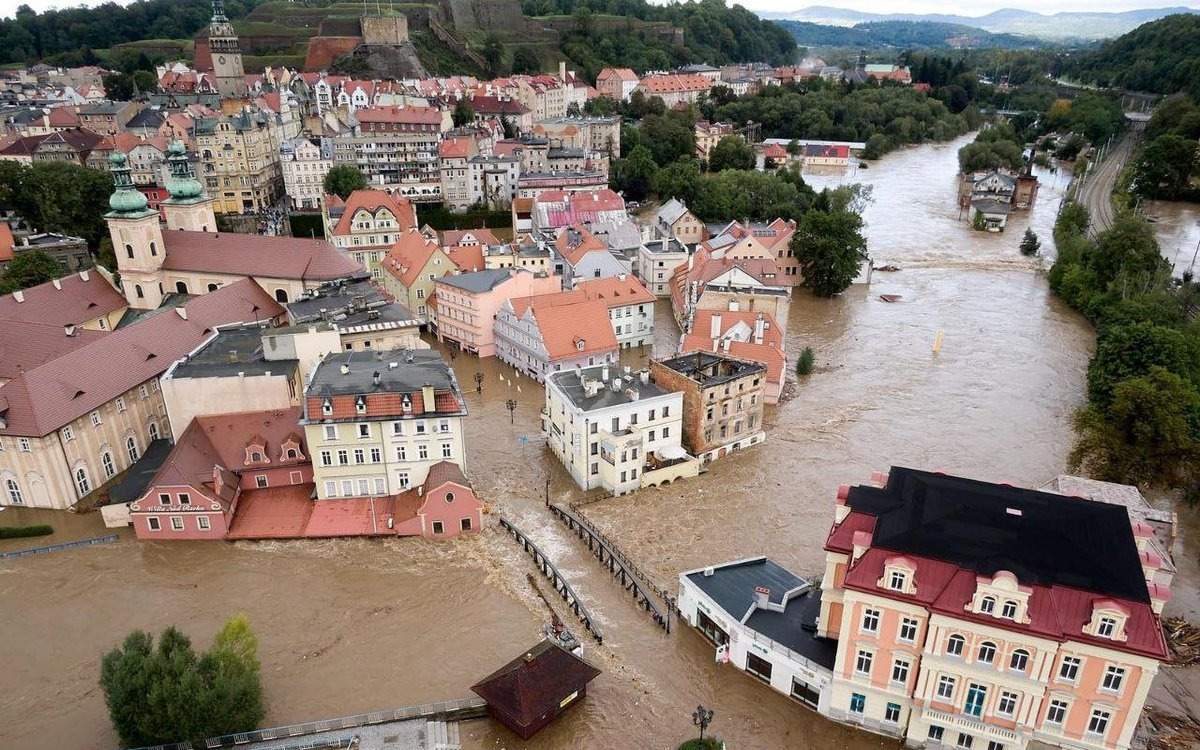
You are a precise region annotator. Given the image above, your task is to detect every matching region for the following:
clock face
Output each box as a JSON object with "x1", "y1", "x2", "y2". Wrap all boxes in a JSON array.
[{"x1": 218, "y1": 56, "x2": 226, "y2": 65}]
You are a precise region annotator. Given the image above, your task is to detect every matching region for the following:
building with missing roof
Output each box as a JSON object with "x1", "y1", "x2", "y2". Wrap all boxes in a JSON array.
[{"x1": 678, "y1": 467, "x2": 1175, "y2": 750}]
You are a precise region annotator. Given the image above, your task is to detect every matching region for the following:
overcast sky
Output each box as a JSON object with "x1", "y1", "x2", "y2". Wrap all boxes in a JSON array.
[{"x1": 2, "y1": 0, "x2": 1197, "y2": 17}]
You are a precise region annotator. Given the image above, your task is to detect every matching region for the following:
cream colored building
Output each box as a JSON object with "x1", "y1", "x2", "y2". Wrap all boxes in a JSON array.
[
  {"x1": 281, "y1": 137, "x2": 332, "y2": 210},
  {"x1": 193, "y1": 109, "x2": 283, "y2": 215}
]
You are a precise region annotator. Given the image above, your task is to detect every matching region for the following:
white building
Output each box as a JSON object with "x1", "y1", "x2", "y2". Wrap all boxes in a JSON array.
[
  {"x1": 281, "y1": 137, "x2": 332, "y2": 210},
  {"x1": 637, "y1": 236, "x2": 689, "y2": 297},
  {"x1": 543, "y1": 364, "x2": 697, "y2": 496}
]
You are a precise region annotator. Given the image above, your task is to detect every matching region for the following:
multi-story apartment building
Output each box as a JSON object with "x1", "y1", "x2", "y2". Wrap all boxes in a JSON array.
[
  {"x1": 633, "y1": 74, "x2": 712, "y2": 108},
  {"x1": 533, "y1": 116, "x2": 621, "y2": 158},
  {"x1": 77, "y1": 100, "x2": 142, "y2": 136},
  {"x1": 468, "y1": 154, "x2": 520, "y2": 210},
  {"x1": 326, "y1": 189, "x2": 418, "y2": 278},
  {"x1": 281, "y1": 136, "x2": 333, "y2": 210},
  {"x1": 595, "y1": 67, "x2": 639, "y2": 102},
  {"x1": 380, "y1": 230, "x2": 455, "y2": 322},
  {"x1": 654, "y1": 198, "x2": 706, "y2": 246},
  {"x1": 334, "y1": 106, "x2": 443, "y2": 203},
  {"x1": 433, "y1": 268, "x2": 560, "y2": 357},
  {"x1": 302, "y1": 348, "x2": 468, "y2": 499},
  {"x1": 439, "y1": 136, "x2": 477, "y2": 212},
  {"x1": 495, "y1": 292, "x2": 617, "y2": 382},
  {"x1": 677, "y1": 468, "x2": 1174, "y2": 750},
  {"x1": 637, "y1": 236, "x2": 689, "y2": 297},
  {"x1": 543, "y1": 364, "x2": 697, "y2": 495},
  {"x1": 649, "y1": 352, "x2": 766, "y2": 464},
  {"x1": 193, "y1": 109, "x2": 284, "y2": 214},
  {"x1": 572, "y1": 275, "x2": 656, "y2": 349}
]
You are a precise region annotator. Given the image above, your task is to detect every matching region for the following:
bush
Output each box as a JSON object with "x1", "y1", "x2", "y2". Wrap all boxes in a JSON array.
[
  {"x1": 678, "y1": 740, "x2": 723, "y2": 750},
  {"x1": 0, "y1": 525, "x2": 54, "y2": 539},
  {"x1": 796, "y1": 346, "x2": 815, "y2": 375}
]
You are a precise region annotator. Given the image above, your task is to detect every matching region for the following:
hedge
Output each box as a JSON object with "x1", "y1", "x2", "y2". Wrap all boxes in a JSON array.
[{"x1": 0, "y1": 525, "x2": 54, "y2": 539}]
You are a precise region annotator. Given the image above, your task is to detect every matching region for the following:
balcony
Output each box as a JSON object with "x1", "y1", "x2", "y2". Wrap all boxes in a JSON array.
[{"x1": 920, "y1": 708, "x2": 1019, "y2": 741}]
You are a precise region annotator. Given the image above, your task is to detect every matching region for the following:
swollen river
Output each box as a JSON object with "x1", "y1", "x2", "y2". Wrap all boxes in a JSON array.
[{"x1": 2, "y1": 133, "x2": 1194, "y2": 750}]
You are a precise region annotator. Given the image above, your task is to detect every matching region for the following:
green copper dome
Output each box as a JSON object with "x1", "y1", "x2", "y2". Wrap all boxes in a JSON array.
[
  {"x1": 164, "y1": 140, "x2": 204, "y2": 201},
  {"x1": 107, "y1": 151, "x2": 150, "y2": 214}
]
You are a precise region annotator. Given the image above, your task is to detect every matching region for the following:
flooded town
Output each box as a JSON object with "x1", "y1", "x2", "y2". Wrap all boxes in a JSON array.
[{"x1": 2, "y1": 3, "x2": 1200, "y2": 750}]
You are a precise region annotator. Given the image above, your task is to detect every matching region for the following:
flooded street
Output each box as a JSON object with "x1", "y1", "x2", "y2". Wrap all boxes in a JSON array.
[
  {"x1": 2, "y1": 133, "x2": 1195, "y2": 750},
  {"x1": 1145, "y1": 199, "x2": 1200, "y2": 276}
]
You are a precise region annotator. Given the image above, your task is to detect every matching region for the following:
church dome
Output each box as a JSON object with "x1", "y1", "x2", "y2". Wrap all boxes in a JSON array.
[
  {"x1": 107, "y1": 152, "x2": 149, "y2": 213},
  {"x1": 165, "y1": 140, "x2": 204, "y2": 201}
]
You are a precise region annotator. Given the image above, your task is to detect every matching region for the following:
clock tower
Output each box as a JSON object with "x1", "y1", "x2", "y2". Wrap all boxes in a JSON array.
[{"x1": 208, "y1": 0, "x2": 247, "y2": 99}]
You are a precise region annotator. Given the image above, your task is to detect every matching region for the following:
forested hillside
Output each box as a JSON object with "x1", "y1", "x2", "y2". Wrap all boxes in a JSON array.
[
  {"x1": 775, "y1": 20, "x2": 1046, "y2": 50},
  {"x1": 1063, "y1": 13, "x2": 1200, "y2": 97}
]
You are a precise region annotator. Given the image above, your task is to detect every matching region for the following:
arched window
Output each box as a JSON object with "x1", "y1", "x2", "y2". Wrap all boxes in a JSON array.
[
  {"x1": 1001, "y1": 600, "x2": 1018, "y2": 619},
  {"x1": 946, "y1": 634, "x2": 965, "y2": 657},
  {"x1": 979, "y1": 596, "x2": 996, "y2": 615},
  {"x1": 5, "y1": 478, "x2": 23, "y2": 505},
  {"x1": 148, "y1": 422, "x2": 159, "y2": 441},
  {"x1": 125, "y1": 243, "x2": 134, "y2": 259},
  {"x1": 978, "y1": 641, "x2": 997, "y2": 664},
  {"x1": 176, "y1": 281, "x2": 189, "y2": 294},
  {"x1": 274, "y1": 289, "x2": 289, "y2": 303},
  {"x1": 75, "y1": 466, "x2": 91, "y2": 496},
  {"x1": 1010, "y1": 649, "x2": 1030, "y2": 672},
  {"x1": 149, "y1": 241, "x2": 157, "y2": 256},
  {"x1": 286, "y1": 448, "x2": 298, "y2": 459},
  {"x1": 207, "y1": 283, "x2": 219, "y2": 292},
  {"x1": 127, "y1": 436, "x2": 140, "y2": 463},
  {"x1": 101, "y1": 451, "x2": 115, "y2": 479},
  {"x1": 134, "y1": 284, "x2": 144, "y2": 299}
]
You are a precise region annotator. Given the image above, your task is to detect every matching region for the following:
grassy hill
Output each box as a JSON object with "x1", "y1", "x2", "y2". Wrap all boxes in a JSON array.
[
  {"x1": 776, "y1": 19, "x2": 1049, "y2": 49},
  {"x1": 1063, "y1": 14, "x2": 1200, "y2": 97}
]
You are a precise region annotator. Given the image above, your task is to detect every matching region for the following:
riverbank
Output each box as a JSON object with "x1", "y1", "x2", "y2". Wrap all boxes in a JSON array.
[{"x1": 5, "y1": 133, "x2": 1195, "y2": 750}]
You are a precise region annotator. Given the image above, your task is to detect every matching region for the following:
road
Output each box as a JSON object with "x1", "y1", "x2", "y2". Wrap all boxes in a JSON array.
[{"x1": 1075, "y1": 133, "x2": 1134, "y2": 235}]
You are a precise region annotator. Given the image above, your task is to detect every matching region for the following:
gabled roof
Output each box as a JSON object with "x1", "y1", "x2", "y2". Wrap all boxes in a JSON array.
[
  {"x1": 528, "y1": 296, "x2": 617, "y2": 361},
  {"x1": 332, "y1": 189, "x2": 418, "y2": 237},
  {"x1": 554, "y1": 225, "x2": 607, "y2": 266},
  {"x1": 161, "y1": 230, "x2": 362, "y2": 281},
  {"x1": 0, "y1": 279, "x2": 284, "y2": 437},
  {"x1": 383, "y1": 230, "x2": 446, "y2": 288},
  {"x1": 656, "y1": 198, "x2": 691, "y2": 227},
  {"x1": 597, "y1": 67, "x2": 638, "y2": 82},
  {"x1": 572, "y1": 275, "x2": 655, "y2": 308},
  {"x1": 0, "y1": 320, "x2": 108, "y2": 381},
  {"x1": 355, "y1": 106, "x2": 441, "y2": 126},
  {"x1": 0, "y1": 270, "x2": 126, "y2": 327}
]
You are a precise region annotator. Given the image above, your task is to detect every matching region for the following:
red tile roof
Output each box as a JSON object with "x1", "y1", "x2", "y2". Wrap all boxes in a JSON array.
[
  {"x1": 331, "y1": 189, "x2": 418, "y2": 237},
  {"x1": 446, "y1": 245, "x2": 486, "y2": 273},
  {"x1": 636, "y1": 74, "x2": 711, "y2": 95},
  {"x1": 0, "y1": 279, "x2": 284, "y2": 437},
  {"x1": 0, "y1": 222, "x2": 12, "y2": 262},
  {"x1": 0, "y1": 270, "x2": 126, "y2": 327},
  {"x1": 161, "y1": 230, "x2": 362, "y2": 281},
  {"x1": 0, "y1": 321, "x2": 108, "y2": 381},
  {"x1": 553, "y1": 225, "x2": 607, "y2": 266},
  {"x1": 573, "y1": 275, "x2": 655, "y2": 308},
  {"x1": 383, "y1": 230, "x2": 445, "y2": 287},
  {"x1": 442, "y1": 228, "x2": 500, "y2": 247},
  {"x1": 439, "y1": 136, "x2": 472, "y2": 159},
  {"x1": 597, "y1": 67, "x2": 638, "y2": 82},
  {"x1": 304, "y1": 496, "x2": 395, "y2": 537},
  {"x1": 516, "y1": 294, "x2": 617, "y2": 361},
  {"x1": 680, "y1": 309, "x2": 786, "y2": 388},
  {"x1": 225, "y1": 484, "x2": 314, "y2": 539},
  {"x1": 355, "y1": 106, "x2": 442, "y2": 126},
  {"x1": 190, "y1": 407, "x2": 306, "y2": 472}
]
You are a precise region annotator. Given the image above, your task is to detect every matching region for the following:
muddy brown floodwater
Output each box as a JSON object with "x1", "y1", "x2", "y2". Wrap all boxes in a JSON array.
[{"x1": 2, "y1": 133, "x2": 1197, "y2": 750}]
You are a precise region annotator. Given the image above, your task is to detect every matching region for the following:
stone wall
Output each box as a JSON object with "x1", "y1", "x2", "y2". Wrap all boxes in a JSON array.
[{"x1": 361, "y1": 15, "x2": 410, "y2": 45}]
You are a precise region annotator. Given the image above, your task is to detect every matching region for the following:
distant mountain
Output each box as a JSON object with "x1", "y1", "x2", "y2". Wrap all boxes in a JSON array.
[
  {"x1": 776, "y1": 19, "x2": 1048, "y2": 49},
  {"x1": 762, "y1": 6, "x2": 1200, "y2": 41}
]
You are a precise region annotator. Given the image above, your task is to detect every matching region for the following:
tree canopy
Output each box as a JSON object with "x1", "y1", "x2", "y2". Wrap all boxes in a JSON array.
[
  {"x1": 1064, "y1": 14, "x2": 1200, "y2": 99},
  {"x1": 707, "y1": 136, "x2": 754, "y2": 172},
  {"x1": 323, "y1": 165, "x2": 368, "y2": 201},
  {"x1": 0, "y1": 160, "x2": 113, "y2": 248},
  {"x1": 789, "y1": 187, "x2": 870, "y2": 297},
  {"x1": 0, "y1": 251, "x2": 63, "y2": 293},
  {"x1": 100, "y1": 615, "x2": 264, "y2": 747}
]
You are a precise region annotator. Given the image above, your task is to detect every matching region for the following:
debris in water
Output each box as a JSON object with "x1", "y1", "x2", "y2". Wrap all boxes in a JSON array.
[
  {"x1": 879, "y1": 294, "x2": 902, "y2": 303},
  {"x1": 876, "y1": 264, "x2": 901, "y2": 272},
  {"x1": 1164, "y1": 617, "x2": 1200, "y2": 665}
]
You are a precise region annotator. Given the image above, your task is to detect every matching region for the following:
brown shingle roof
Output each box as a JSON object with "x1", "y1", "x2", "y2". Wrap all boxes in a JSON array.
[
  {"x1": 471, "y1": 640, "x2": 601, "y2": 733},
  {"x1": 0, "y1": 279, "x2": 284, "y2": 437},
  {"x1": 0, "y1": 320, "x2": 108, "y2": 381},
  {"x1": 161, "y1": 230, "x2": 362, "y2": 281},
  {"x1": 0, "y1": 271, "x2": 126, "y2": 327}
]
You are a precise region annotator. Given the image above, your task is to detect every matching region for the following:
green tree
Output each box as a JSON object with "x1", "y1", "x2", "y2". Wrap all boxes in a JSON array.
[
  {"x1": 1019, "y1": 228, "x2": 1041, "y2": 257},
  {"x1": 707, "y1": 135, "x2": 754, "y2": 172},
  {"x1": 14, "y1": 161, "x2": 114, "y2": 248},
  {"x1": 323, "y1": 165, "x2": 368, "y2": 200},
  {"x1": 452, "y1": 99, "x2": 475, "y2": 128},
  {"x1": 1070, "y1": 367, "x2": 1200, "y2": 487},
  {"x1": 132, "y1": 69, "x2": 157, "y2": 94},
  {"x1": 511, "y1": 47, "x2": 541, "y2": 75},
  {"x1": 651, "y1": 158, "x2": 702, "y2": 204},
  {"x1": 102, "y1": 71, "x2": 135, "y2": 100},
  {"x1": 0, "y1": 251, "x2": 62, "y2": 293},
  {"x1": 791, "y1": 208, "x2": 867, "y2": 297},
  {"x1": 1132, "y1": 134, "x2": 1198, "y2": 200},
  {"x1": 1086, "y1": 322, "x2": 1199, "y2": 409},
  {"x1": 100, "y1": 616, "x2": 265, "y2": 747},
  {"x1": 611, "y1": 145, "x2": 657, "y2": 201},
  {"x1": 1085, "y1": 210, "x2": 1168, "y2": 293},
  {"x1": 640, "y1": 111, "x2": 696, "y2": 167},
  {"x1": 481, "y1": 33, "x2": 504, "y2": 77},
  {"x1": 795, "y1": 346, "x2": 815, "y2": 375}
]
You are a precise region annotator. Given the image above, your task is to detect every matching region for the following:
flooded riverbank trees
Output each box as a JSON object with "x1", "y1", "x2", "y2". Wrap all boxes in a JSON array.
[
  {"x1": 100, "y1": 615, "x2": 264, "y2": 747},
  {"x1": 1049, "y1": 204, "x2": 1200, "y2": 492}
]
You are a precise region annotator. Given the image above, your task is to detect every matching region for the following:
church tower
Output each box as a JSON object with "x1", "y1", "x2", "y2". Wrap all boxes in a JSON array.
[
  {"x1": 208, "y1": 0, "x2": 247, "y2": 99},
  {"x1": 162, "y1": 140, "x2": 217, "y2": 233},
  {"x1": 106, "y1": 152, "x2": 167, "y2": 310}
]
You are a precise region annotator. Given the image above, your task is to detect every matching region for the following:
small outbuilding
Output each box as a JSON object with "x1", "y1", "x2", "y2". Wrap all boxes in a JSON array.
[{"x1": 471, "y1": 640, "x2": 601, "y2": 739}]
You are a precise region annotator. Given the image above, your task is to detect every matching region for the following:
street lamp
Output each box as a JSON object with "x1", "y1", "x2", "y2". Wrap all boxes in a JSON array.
[
  {"x1": 474, "y1": 371, "x2": 483, "y2": 394},
  {"x1": 505, "y1": 398, "x2": 517, "y2": 424},
  {"x1": 692, "y1": 705, "x2": 714, "y2": 744}
]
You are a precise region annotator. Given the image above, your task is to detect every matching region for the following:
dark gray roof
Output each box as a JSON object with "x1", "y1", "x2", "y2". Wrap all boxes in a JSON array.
[
  {"x1": 550, "y1": 365, "x2": 672, "y2": 412},
  {"x1": 971, "y1": 198, "x2": 1012, "y2": 214},
  {"x1": 307, "y1": 348, "x2": 460, "y2": 398},
  {"x1": 687, "y1": 557, "x2": 805, "y2": 614},
  {"x1": 437, "y1": 268, "x2": 512, "y2": 293},
  {"x1": 285, "y1": 278, "x2": 418, "y2": 328},
  {"x1": 107, "y1": 438, "x2": 172, "y2": 505},
  {"x1": 126, "y1": 108, "x2": 165, "y2": 128},
  {"x1": 171, "y1": 324, "x2": 297, "y2": 379},
  {"x1": 744, "y1": 588, "x2": 838, "y2": 669},
  {"x1": 656, "y1": 351, "x2": 765, "y2": 387}
]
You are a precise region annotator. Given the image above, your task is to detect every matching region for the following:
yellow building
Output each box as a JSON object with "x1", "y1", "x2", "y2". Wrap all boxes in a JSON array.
[{"x1": 193, "y1": 109, "x2": 283, "y2": 214}]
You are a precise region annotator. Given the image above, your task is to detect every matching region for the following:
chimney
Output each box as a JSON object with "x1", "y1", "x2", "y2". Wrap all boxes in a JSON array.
[
  {"x1": 639, "y1": 369, "x2": 649, "y2": 385},
  {"x1": 12, "y1": 290, "x2": 23, "y2": 303},
  {"x1": 79, "y1": 269, "x2": 89, "y2": 281},
  {"x1": 63, "y1": 323, "x2": 77, "y2": 336},
  {"x1": 372, "y1": 371, "x2": 381, "y2": 388},
  {"x1": 834, "y1": 484, "x2": 852, "y2": 523},
  {"x1": 339, "y1": 364, "x2": 350, "y2": 375},
  {"x1": 753, "y1": 586, "x2": 770, "y2": 608},
  {"x1": 1149, "y1": 582, "x2": 1173, "y2": 615},
  {"x1": 610, "y1": 376, "x2": 621, "y2": 392},
  {"x1": 575, "y1": 363, "x2": 584, "y2": 383},
  {"x1": 422, "y1": 383, "x2": 436, "y2": 412},
  {"x1": 721, "y1": 337, "x2": 731, "y2": 353},
  {"x1": 851, "y1": 530, "x2": 871, "y2": 563},
  {"x1": 559, "y1": 61, "x2": 567, "y2": 81},
  {"x1": 753, "y1": 313, "x2": 765, "y2": 345},
  {"x1": 175, "y1": 307, "x2": 187, "y2": 320},
  {"x1": 869, "y1": 469, "x2": 888, "y2": 488},
  {"x1": 709, "y1": 312, "x2": 722, "y2": 339},
  {"x1": 52, "y1": 278, "x2": 61, "y2": 290}
]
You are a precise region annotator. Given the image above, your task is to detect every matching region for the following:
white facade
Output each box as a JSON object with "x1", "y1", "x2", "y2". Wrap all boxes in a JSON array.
[
  {"x1": 281, "y1": 138, "x2": 332, "y2": 211},
  {"x1": 543, "y1": 365, "x2": 685, "y2": 495}
]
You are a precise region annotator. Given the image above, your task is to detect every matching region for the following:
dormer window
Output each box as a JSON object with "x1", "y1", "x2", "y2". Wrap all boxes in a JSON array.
[
  {"x1": 251, "y1": 451, "x2": 262, "y2": 462},
  {"x1": 1097, "y1": 617, "x2": 1116, "y2": 638},
  {"x1": 1086, "y1": 601, "x2": 1130, "y2": 642},
  {"x1": 878, "y1": 556, "x2": 917, "y2": 595},
  {"x1": 1001, "y1": 600, "x2": 1018, "y2": 619},
  {"x1": 979, "y1": 596, "x2": 996, "y2": 615},
  {"x1": 889, "y1": 571, "x2": 907, "y2": 591},
  {"x1": 355, "y1": 395, "x2": 367, "y2": 413},
  {"x1": 321, "y1": 398, "x2": 333, "y2": 415}
]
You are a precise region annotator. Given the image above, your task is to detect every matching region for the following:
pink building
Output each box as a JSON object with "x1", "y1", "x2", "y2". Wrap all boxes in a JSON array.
[
  {"x1": 129, "y1": 408, "x2": 311, "y2": 540},
  {"x1": 434, "y1": 267, "x2": 560, "y2": 356}
]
